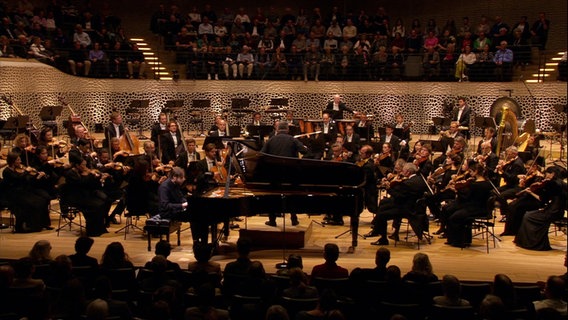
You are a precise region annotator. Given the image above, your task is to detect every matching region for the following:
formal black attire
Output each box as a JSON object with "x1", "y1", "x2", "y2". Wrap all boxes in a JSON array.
[
  {"x1": 481, "y1": 152, "x2": 500, "y2": 185},
  {"x1": 451, "y1": 105, "x2": 471, "y2": 138},
  {"x1": 103, "y1": 123, "x2": 124, "y2": 148},
  {"x1": 150, "y1": 122, "x2": 168, "y2": 147},
  {"x1": 157, "y1": 178, "x2": 187, "y2": 220},
  {"x1": 515, "y1": 179, "x2": 566, "y2": 250},
  {"x1": 379, "y1": 134, "x2": 402, "y2": 154},
  {"x1": 324, "y1": 101, "x2": 353, "y2": 120},
  {"x1": 344, "y1": 133, "x2": 361, "y2": 152},
  {"x1": 261, "y1": 133, "x2": 307, "y2": 158},
  {"x1": 355, "y1": 121, "x2": 374, "y2": 141},
  {"x1": 62, "y1": 169, "x2": 108, "y2": 236},
  {"x1": 2, "y1": 167, "x2": 47, "y2": 232},
  {"x1": 373, "y1": 174, "x2": 428, "y2": 239},
  {"x1": 175, "y1": 150, "x2": 201, "y2": 189},
  {"x1": 160, "y1": 131, "x2": 184, "y2": 164},
  {"x1": 126, "y1": 173, "x2": 160, "y2": 217},
  {"x1": 476, "y1": 137, "x2": 497, "y2": 154},
  {"x1": 443, "y1": 180, "x2": 493, "y2": 246},
  {"x1": 495, "y1": 157, "x2": 526, "y2": 216},
  {"x1": 261, "y1": 132, "x2": 307, "y2": 225}
]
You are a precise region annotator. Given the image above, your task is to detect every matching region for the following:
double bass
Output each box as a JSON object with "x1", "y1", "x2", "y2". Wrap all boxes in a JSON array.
[{"x1": 118, "y1": 127, "x2": 140, "y2": 155}]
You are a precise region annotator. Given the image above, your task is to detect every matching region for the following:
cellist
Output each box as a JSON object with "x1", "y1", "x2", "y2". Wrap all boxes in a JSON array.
[{"x1": 104, "y1": 111, "x2": 125, "y2": 148}]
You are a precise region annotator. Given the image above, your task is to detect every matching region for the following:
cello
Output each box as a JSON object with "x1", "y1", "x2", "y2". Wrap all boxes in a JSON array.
[{"x1": 119, "y1": 126, "x2": 141, "y2": 155}]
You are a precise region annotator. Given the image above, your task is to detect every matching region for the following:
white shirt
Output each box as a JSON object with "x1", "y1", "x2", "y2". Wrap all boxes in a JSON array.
[
  {"x1": 113, "y1": 124, "x2": 121, "y2": 138},
  {"x1": 171, "y1": 132, "x2": 178, "y2": 147}
]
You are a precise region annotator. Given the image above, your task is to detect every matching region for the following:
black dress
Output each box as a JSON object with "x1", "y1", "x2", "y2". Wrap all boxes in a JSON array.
[{"x1": 515, "y1": 179, "x2": 567, "y2": 251}]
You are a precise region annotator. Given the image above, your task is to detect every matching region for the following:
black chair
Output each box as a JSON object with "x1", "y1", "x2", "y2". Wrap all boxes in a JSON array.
[
  {"x1": 71, "y1": 265, "x2": 98, "y2": 294},
  {"x1": 56, "y1": 206, "x2": 84, "y2": 236},
  {"x1": 230, "y1": 294, "x2": 263, "y2": 320},
  {"x1": 7, "y1": 286, "x2": 47, "y2": 319},
  {"x1": 469, "y1": 197, "x2": 501, "y2": 253},
  {"x1": 280, "y1": 296, "x2": 319, "y2": 319},
  {"x1": 429, "y1": 304, "x2": 475, "y2": 320},
  {"x1": 270, "y1": 274, "x2": 291, "y2": 296},
  {"x1": 514, "y1": 285, "x2": 542, "y2": 308},
  {"x1": 379, "y1": 301, "x2": 422, "y2": 320},
  {"x1": 363, "y1": 280, "x2": 389, "y2": 305},
  {"x1": 403, "y1": 280, "x2": 442, "y2": 306},
  {"x1": 505, "y1": 308, "x2": 530, "y2": 320},
  {"x1": 32, "y1": 263, "x2": 53, "y2": 282},
  {"x1": 460, "y1": 282, "x2": 492, "y2": 311},
  {"x1": 311, "y1": 277, "x2": 352, "y2": 299},
  {"x1": 179, "y1": 270, "x2": 222, "y2": 291}
]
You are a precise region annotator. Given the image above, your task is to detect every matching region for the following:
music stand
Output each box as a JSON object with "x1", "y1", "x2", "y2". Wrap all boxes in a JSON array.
[
  {"x1": 228, "y1": 125, "x2": 242, "y2": 137},
  {"x1": 40, "y1": 105, "x2": 62, "y2": 136},
  {"x1": 191, "y1": 99, "x2": 210, "y2": 136},
  {"x1": 419, "y1": 139, "x2": 445, "y2": 154},
  {"x1": 128, "y1": 100, "x2": 150, "y2": 139},
  {"x1": 230, "y1": 98, "x2": 252, "y2": 128},
  {"x1": 432, "y1": 117, "x2": 451, "y2": 132},
  {"x1": 247, "y1": 125, "x2": 273, "y2": 145},
  {"x1": 203, "y1": 136, "x2": 225, "y2": 149},
  {"x1": 270, "y1": 98, "x2": 288, "y2": 107}
]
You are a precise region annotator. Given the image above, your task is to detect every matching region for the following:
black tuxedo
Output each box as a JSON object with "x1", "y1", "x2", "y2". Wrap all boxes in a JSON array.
[
  {"x1": 379, "y1": 134, "x2": 402, "y2": 152},
  {"x1": 344, "y1": 133, "x2": 361, "y2": 151},
  {"x1": 321, "y1": 122, "x2": 338, "y2": 147},
  {"x1": 355, "y1": 122, "x2": 374, "y2": 140},
  {"x1": 151, "y1": 122, "x2": 168, "y2": 146},
  {"x1": 451, "y1": 105, "x2": 471, "y2": 128},
  {"x1": 160, "y1": 131, "x2": 184, "y2": 164},
  {"x1": 324, "y1": 101, "x2": 353, "y2": 119},
  {"x1": 103, "y1": 123, "x2": 124, "y2": 148}
]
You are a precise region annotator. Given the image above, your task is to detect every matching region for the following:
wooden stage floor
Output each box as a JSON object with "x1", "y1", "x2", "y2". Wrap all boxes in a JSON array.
[{"x1": 1, "y1": 207, "x2": 566, "y2": 284}]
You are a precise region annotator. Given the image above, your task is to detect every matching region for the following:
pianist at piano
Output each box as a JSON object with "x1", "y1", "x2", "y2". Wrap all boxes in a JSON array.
[{"x1": 156, "y1": 167, "x2": 188, "y2": 221}]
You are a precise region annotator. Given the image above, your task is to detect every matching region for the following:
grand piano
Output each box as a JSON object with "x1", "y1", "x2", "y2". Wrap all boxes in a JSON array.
[{"x1": 188, "y1": 139, "x2": 366, "y2": 250}]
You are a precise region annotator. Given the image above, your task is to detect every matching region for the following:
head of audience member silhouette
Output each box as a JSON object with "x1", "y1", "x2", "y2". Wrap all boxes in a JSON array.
[
  {"x1": 544, "y1": 275, "x2": 565, "y2": 300},
  {"x1": 75, "y1": 236, "x2": 95, "y2": 256},
  {"x1": 28, "y1": 240, "x2": 52, "y2": 264},
  {"x1": 101, "y1": 242, "x2": 130, "y2": 269},
  {"x1": 86, "y1": 298, "x2": 109, "y2": 320},
  {"x1": 193, "y1": 241, "x2": 213, "y2": 263},
  {"x1": 323, "y1": 243, "x2": 340, "y2": 264},
  {"x1": 287, "y1": 254, "x2": 303, "y2": 270},
  {"x1": 236, "y1": 237, "x2": 252, "y2": 258},
  {"x1": 155, "y1": 240, "x2": 173, "y2": 259},
  {"x1": 265, "y1": 304, "x2": 290, "y2": 320},
  {"x1": 288, "y1": 267, "x2": 308, "y2": 287},
  {"x1": 375, "y1": 247, "x2": 391, "y2": 269},
  {"x1": 411, "y1": 252, "x2": 434, "y2": 276},
  {"x1": 492, "y1": 273, "x2": 516, "y2": 307},
  {"x1": 441, "y1": 274, "x2": 462, "y2": 301},
  {"x1": 479, "y1": 294, "x2": 505, "y2": 320}
]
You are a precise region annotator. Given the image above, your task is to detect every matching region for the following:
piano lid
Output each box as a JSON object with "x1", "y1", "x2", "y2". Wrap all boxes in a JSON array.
[{"x1": 227, "y1": 140, "x2": 365, "y2": 190}]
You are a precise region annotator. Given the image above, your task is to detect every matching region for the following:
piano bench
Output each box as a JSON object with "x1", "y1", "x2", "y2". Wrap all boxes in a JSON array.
[{"x1": 143, "y1": 220, "x2": 182, "y2": 251}]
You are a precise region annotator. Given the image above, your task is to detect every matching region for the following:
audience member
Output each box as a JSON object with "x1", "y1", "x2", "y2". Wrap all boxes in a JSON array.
[
  {"x1": 185, "y1": 283, "x2": 229, "y2": 320},
  {"x1": 402, "y1": 253, "x2": 438, "y2": 283},
  {"x1": 491, "y1": 273, "x2": 518, "y2": 310},
  {"x1": 145, "y1": 240, "x2": 181, "y2": 273},
  {"x1": 276, "y1": 254, "x2": 304, "y2": 277},
  {"x1": 310, "y1": 243, "x2": 348, "y2": 282},
  {"x1": 433, "y1": 274, "x2": 470, "y2": 306},
  {"x1": 350, "y1": 247, "x2": 391, "y2": 282},
  {"x1": 532, "y1": 276, "x2": 567, "y2": 316},
  {"x1": 282, "y1": 267, "x2": 318, "y2": 299},
  {"x1": 478, "y1": 294, "x2": 506, "y2": 320},
  {"x1": 28, "y1": 239, "x2": 53, "y2": 265}
]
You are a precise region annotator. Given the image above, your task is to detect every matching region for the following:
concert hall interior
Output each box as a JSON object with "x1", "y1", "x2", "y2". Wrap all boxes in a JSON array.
[{"x1": 0, "y1": 1, "x2": 567, "y2": 319}]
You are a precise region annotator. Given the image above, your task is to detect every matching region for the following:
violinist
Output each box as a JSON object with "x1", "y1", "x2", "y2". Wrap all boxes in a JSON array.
[
  {"x1": 333, "y1": 135, "x2": 356, "y2": 162},
  {"x1": 343, "y1": 125, "x2": 361, "y2": 152},
  {"x1": 475, "y1": 141, "x2": 499, "y2": 184},
  {"x1": 515, "y1": 165, "x2": 567, "y2": 251},
  {"x1": 476, "y1": 127, "x2": 497, "y2": 155},
  {"x1": 160, "y1": 120, "x2": 184, "y2": 164},
  {"x1": 439, "y1": 121, "x2": 464, "y2": 153},
  {"x1": 442, "y1": 162, "x2": 493, "y2": 247},
  {"x1": 494, "y1": 146, "x2": 526, "y2": 220},
  {"x1": 38, "y1": 127, "x2": 67, "y2": 159},
  {"x1": 433, "y1": 136, "x2": 467, "y2": 168},
  {"x1": 2, "y1": 152, "x2": 49, "y2": 232},
  {"x1": 103, "y1": 111, "x2": 125, "y2": 148},
  {"x1": 425, "y1": 154, "x2": 461, "y2": 235},
  {"x1": 413, "y1": 143, "x2": 434, "y2": 177},
  {"x1": 151, "y1": 112, "x2": 168, "y2": 147},
  {"x1": 11, "y1": 133, "x2": 36, "y2": 166},
  {"x1": 69, "y1": 138, "x2": 97, "y2": 169},
  {"x1": 32, "y1": 145, "x2": 63, "y2": 199},
  {"x1": 374, "y1": 142, "x2": 395, "y2": 180},
  {"x1": 379, "y1": 124, "x2": 402, "y2": 155},
  {"x1": 408, "y1": 141, "x2": 423, "y2": 162},
  {"x1": 126, "y1": 158, "x2": 162, "y2": 220},
  {"x1": 394, "y1": 114, "x2": 411, "y2": 159},
  {"x1": 368, "y1": 162, "x2": 428, "y2": 245},
  {"x1": 108, "y1": 137, "x2": 129, "y2": 164},
  {"x1": 98, "y1": 149, "x2": 129, "y2": 226},
  {"x1": 63, "y1": 155, "x2": 109, "y2": 236}
]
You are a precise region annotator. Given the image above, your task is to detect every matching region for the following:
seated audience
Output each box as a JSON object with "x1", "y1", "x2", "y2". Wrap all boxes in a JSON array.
[
  {"x1": 185, "y1": 283, "x2": 229, "y2": 320},
  {"x1": 282, "y1": 267, "x2": 318, "y2": 299},
  {"x1": 276, "y1": 254, "x2": 304, "y2": 277},
  {"x1": 28, "y1": 240, "x2": 53, "y2": 265},
  {"x1": 144, "y1": 240, "x2": 181, "y2": 273},
  {"x1": 402, "y1": 252, "x2": 439, "y2": 283},
  {"x1": 310, "y1": 243, "x2": 348, "y2": 282},
  {"x1": 350, "y1": 247, "x2": 391, "y2": 282},
  {"x1": 532, "y1": 276, "x2": 567, "y2": 316},
  {"x1": 433, "y1": 274, "x2": 471, "y2": 306}
]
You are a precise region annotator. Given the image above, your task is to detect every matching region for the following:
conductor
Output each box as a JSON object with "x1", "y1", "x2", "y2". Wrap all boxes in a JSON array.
[
  {"x1": 262, "y1": 121, "x2": 307, "y2": 227},
  {"x1": 324, "y1": 94, "x2": 356, "y2": 120}
]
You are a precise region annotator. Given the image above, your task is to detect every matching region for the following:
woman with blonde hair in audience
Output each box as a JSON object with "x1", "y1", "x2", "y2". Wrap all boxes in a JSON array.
[
  {"x1": 402, "y1": 252, "x2": 439, "y2": 283},
  {"x1": 28, "y1": 240, "x2": 53, "y2": 265}
]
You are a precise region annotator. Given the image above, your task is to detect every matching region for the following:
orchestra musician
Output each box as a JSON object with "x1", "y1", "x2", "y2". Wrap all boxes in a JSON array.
[
  {"x1": 151, "y1": 112, "x2": 168, "y2": 147},
  {"x1": 441, "y1": 162, "x2": 493, "y2": 247},
  {"x1": 3, "y1": 151, "x2": 50, "y2": 232},
  {"x1": 500, "y1": 162, "x2": 545, "y2": 236},
  {"x1": 262, "y1": 121, "x2": 307, "y2": 227},
  {"x1": 126, "y1": 158, "x2": 162, "y2": 219},
  {"x1": 425, "y1": 154, "x2": 461, "y2": 235},
  {"x1": 476, "y1": 127, "x2": 497, "y2": 154},
  {"x1": 175, "y1": 138, "x2": 201, "y2": 188},
  {"x1": 374, "y1": 142, "x2": 395, "y2": 180},
  {"x1": 32, "y1": 145, "x2": 62, "y2": 201},
  {"x1": 494, "y1": 146, "x2": 526, "y2": 221},
  {"x1": 63, "y1": 154, "x2": 109, "y2": 237},
  {"x1": 103, "y1": 111, "x2": 125, "y2": 148},
  {"x1": 250, "y1": 111, "x2": 263, "y2": 126},
  {"x1": 209, "y1": 119, "x2": 228, "y2": 137},
  {"x1": 97, "y1": 148, "x2": 129, "y2": 226},
  {"x1": 408, "y1": 141, "x2": 423, "y2": 162},
  {"x1": 379, "y1": 124, "x2": 403, "y2": 155},
  {"x1": 11, "y1": 133, "x2": 36, "y2": 166},
  {"x1": 160, "y1": 120, "x2": 184, "y2": 164},
  {"x1": 413, "y1": 143, "x2": 434, "y2": 177},
  {"x1": 357, "y1": 144, "x2": 379, "y2": 226},
  {"x1": 440, "y1": 121, "x2": 464, "y2": 153},
  {"x1": 38, "y1": 127, "x2": 67, "y2": 159},
  {"x1": 321, "y1": 143, "x2": 350, "y2": 225},
  {"x1": 324, "y1": 94, "x2": 355, "y2": 120},
  {"x1": 368, "y1": 162, "x2": 428, "y2": 245},
  {"x1": 433, "y1": 136, "x2": 467, "y2": 168},
  {"x1": 355, "y1": 113, "x2": 374, "y2": 140},
  {"x1": 451, "y1": 96, "x2": 471, "y2": 139},
  {"x1": 394, "y1": 114, "x2": 411, "y2": 159},
  {"x1": 343, "y1": 125, "x2": 360, "y2": 152},
  {"x1": 69, "y1": 138, "x2": 98, "y2": 169},
  {"x1": 475, "y1": 141, "x2": 499, "y2": 184},
  {"x1": 515, "y1": 165, "x2": 567, "y2": 251}
]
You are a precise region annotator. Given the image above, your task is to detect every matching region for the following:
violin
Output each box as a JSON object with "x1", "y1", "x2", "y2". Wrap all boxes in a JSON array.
[
  {"x1": 454, "y1": 177, "x2": 475, "y2": 191},
  {"x1": 375, "y1": 152, "x2": 391, "y2": 162},
  {"x1": 413, "y1": 155, "x2": 427, "y2": 166}
]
